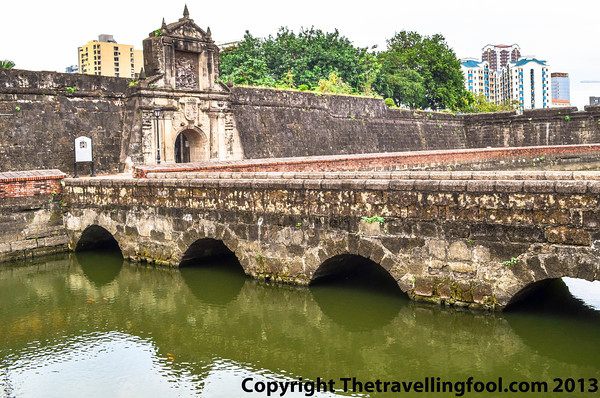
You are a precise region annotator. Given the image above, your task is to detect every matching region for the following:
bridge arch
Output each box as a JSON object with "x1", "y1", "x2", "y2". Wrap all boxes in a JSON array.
[
  {"x1": 75, "y1": 224, "x2": 121, "y2": 253},
  {"x1": 310, "y1": 253, "x2": 405, "y2": 293},
  {"x1": 499, "y1": 247, "x2": 600, "y2": 309},
  {"x1": 173, "y1": 127, "x2": 208, "y2": 163},
  {"x1": 179, "y1": 237, "x2": 241, "y2": 268}
]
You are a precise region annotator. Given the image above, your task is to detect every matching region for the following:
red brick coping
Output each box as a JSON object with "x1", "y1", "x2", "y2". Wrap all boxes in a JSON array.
[
  {"x1": 133, "y1": 144, "x2": 600, "y2": 178},
  {"x1": 0, "y1": 169, "x2": 66, "y2": 198}
]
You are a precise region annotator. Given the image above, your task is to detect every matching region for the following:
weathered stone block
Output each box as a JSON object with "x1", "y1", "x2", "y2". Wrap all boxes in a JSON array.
[
  {"x1": 449, "y1": 241, "x2": 470, "y2": 260},
  {"x1": 545, "y1": 226, "x2": 591, "y2": 246},
  {"x1": 414, "y1": 277, "x2": 434, "y2": 296},
  {"x1": 427, "y1": 239, "x2": 446, "y2": 259}
]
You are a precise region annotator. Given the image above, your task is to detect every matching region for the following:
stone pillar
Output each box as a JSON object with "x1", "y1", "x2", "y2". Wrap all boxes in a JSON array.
[{"x1": 209, "y1": 112, "x2": 218, "y2": 159}]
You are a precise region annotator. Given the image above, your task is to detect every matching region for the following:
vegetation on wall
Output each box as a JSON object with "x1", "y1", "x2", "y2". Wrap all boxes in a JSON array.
[{"x1": 0, "y1": 60, "x2": 15, "y2": 69}]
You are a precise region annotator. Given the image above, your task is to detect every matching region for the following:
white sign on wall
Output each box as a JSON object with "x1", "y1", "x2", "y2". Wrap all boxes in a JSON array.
[{"x1": 75, "y1": 136, "x2": 92, "y2": 162}]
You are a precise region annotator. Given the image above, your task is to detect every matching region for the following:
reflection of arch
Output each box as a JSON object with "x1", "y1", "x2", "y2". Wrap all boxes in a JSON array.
[
  {"x1": 309, "y1": 254, "x2": 407, "y2": 331},
  {"x1": 76, "y1": 225, "x2": 121, "y2": 253},
  {"x1": 75, "y1": 251, "x2": 124, "y2": 287},
  {"x1": 179, "y1": 238, "x2": 246, "y2": 306},
  {"x1": 506, "y1": 278, "x2": 600, "y2": 367},
  {"x1": 180, "y1": 258, "x2": 246, "y2": 306},
  {"x1": 174, "y1": 128, "x2": 208, "y2": 163}
]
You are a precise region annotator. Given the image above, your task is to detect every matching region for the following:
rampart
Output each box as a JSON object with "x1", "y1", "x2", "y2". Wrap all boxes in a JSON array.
[{"x1": 2, "y1": 69, "x2": 600, "y2": 175}]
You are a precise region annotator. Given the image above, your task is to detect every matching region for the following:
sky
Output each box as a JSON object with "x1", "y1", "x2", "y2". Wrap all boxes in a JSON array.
[{"x1": 1, "y1": 0, "x2": 599, "y2": 109}]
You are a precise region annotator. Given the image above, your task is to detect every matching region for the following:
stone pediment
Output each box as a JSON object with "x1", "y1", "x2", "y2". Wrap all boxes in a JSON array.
[
  {"x1": 154, "y1": 5, "x2": 213, "y2": 44},
  {"x1": 164, "y1": 19, "x2": 212, "y2": 43}
]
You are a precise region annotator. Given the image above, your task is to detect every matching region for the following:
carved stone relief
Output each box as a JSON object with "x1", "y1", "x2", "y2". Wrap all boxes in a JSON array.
[{"x1": 175, "y1": 51, "x2": 199, "y2": 89}]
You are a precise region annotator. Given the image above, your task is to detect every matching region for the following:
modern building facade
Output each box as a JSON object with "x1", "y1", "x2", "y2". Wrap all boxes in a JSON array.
[
  {"x1": 591, "y1": 97, "x2": 600, "y2": 106},
  {"x1": 502, "y1": 57, "x2": 551, "y2": 110},
  {"x1": 461, "y1": 56, "x2": 551, "y2": 110},
  {"x1": 482, "y1": 44, "x2": 521, "y2": 72},
  {"x1": 551, "y1": 72, "x2": 570, "y2": 104},
  {"x1": 65, "y1": 65, "x2": 78, "y2": 73},
  {"x1": 78, "y1": 35, "x2": 143, "y2": 78}
]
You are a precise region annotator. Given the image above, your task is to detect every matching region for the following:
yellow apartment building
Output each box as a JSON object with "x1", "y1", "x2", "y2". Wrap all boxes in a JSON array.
[{"x1": 78, "y1": 34, "x2": 143, "y2": 78}]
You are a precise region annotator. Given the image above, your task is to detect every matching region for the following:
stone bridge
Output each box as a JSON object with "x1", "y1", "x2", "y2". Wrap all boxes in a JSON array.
[{"x1": 62, "y1": 170, "x2": 600, "y2": 310}]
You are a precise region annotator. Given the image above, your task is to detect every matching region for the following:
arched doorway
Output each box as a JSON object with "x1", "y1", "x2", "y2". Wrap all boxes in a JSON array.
[
  {"x1": 175, "y1": 132, "x2": 190, "y2": 163},
  {"x1": 174, "y1": 129, "x2": 208, "y2": 163}
]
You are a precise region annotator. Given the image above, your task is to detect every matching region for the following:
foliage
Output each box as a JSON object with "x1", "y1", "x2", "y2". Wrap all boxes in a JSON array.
[
  {"x1": 362, "y1": 215, "x2": 385, "y2": 225},
  {"x1": 462, "y1": 94, "x2": 520, "y2": 113},
  {"x1": 565, "y1": 116, "x2": 571, "y2": 122},
  {"x1": 375, "y1": 31, "x2": 468, "y2": 111},
  {"x1": 219, "y1": 28, "x2": 377, "y2": 94},
  {"x1": 384, "y1": 98, "x2": 396, "y2": 108},
  {"x1": 154, "y1": 29, "x2": 163, "y2": 37},
  {"x1": 15, "y1": 106, "x2": 20, "y2": 111},
  {"x1": 64, "y1": 86, "x2": 78, "y2": 94},
  {"x1": 0, "y1": 60, "x2": 15, "y2": 69},
  {"x1": 503, "y1": 257, "x2": 518, "y2": 266},
  {"x1": 315, "y1": 71, "x2": 353, "y2": 95}
]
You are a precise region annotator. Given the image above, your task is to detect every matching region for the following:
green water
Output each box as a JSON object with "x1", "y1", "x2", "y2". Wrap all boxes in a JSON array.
[{"x1": 0, "y1": 252, "x2": 599, "y2": 397}]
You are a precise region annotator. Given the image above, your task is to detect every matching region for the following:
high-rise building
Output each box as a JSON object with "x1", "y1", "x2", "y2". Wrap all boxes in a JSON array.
[
  {"x1": 482, "y1": 44, "x2": 520, "y2": 72},
  {"x1": 551, "y1": 72, "x2": 570, "y2": 104},
  {"x1": 78, "y1": 35, "x2": 143, "y2": 78},
  {"x1": 460, "y1": 58, "x2": 500, "y2": 103},
  {"x1": 501, "y1": 57, "x2": 551, "y2": 110},
  {"x1": 590, "y1": 97, "x2": 600, "y2": 106},
  {"x1": 65, "y1": 65, "x2": 78, "y2": 73}
]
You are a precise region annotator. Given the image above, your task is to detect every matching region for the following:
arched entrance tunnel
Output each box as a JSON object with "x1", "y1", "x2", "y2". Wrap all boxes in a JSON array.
[
  {"x1": 309, "y1": 254, "x2": 409, "y2": 331},
  {"x1": 174, "y1": 129, "x2": 207, "y2": 163}
]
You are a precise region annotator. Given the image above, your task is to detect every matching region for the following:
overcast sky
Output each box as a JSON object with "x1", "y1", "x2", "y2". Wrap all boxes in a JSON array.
[{"x1": 2, "y1": 0, "x2": 598, "y2": 108}]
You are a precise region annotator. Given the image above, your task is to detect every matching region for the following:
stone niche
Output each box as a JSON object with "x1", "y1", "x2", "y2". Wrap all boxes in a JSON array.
[{"x1": 143, "y1": 5, "x2": 220, "y2": 91}]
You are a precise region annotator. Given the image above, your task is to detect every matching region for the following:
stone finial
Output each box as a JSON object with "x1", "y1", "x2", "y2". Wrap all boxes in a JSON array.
[
  {"x1": 139, "y1": 68, "x2": 146, "y2": 80},
  {"x1": 161, "y1": 18, "x2": 167, "y2": 30},
  {"x1": 228, "y1": 77, "x2": 233, "y2": 87},
  {"x1": 206, "y1": 27, "x2": 212, "y2": 38},
  {"x1": 183, "y1": 4, "x2": 189, "y2": 18}
]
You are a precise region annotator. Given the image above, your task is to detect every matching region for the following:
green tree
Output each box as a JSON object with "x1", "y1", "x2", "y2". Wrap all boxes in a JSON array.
[
  {"x1": 375, "y1": 31, "x2": 467, "y2": 110},
  {"x1": 0, "y1": 60, "x2": 15, "y2": 69},
  {"x1": 219, "y1": 27, "x2": 377, "y2": 93}
]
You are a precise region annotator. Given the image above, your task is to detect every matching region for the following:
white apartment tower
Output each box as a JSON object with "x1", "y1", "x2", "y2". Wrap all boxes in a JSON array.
[
  {"x1": 501, "y1": 57, "x2": 551, "y2": 110},
  {"x1": 461, "y1": 55, "x2": 551, "y2": 110}
]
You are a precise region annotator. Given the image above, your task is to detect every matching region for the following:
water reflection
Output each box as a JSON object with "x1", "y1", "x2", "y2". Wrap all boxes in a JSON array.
[
  {"x1": 75, "y1": 251, "x2": 123, "y2": 287},
  {"x1": 505, "y1": 278, "x2": 600, "y2": 368},
  {"x1": 0, "y1": 254, "x2": 598, "y2": 397},
  {"x1": 179, "y1": 257, "x2": 246, "y2": 306}
]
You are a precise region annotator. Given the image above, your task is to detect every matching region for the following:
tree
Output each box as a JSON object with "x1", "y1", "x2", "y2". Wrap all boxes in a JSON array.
[
  {"x1": 375, "y1": 31, "x2": 468, "y2": 110},
  {"x1": 219, "y1": 28, "x2": 377, "y2": 93},
  {"x1": 219, "y1": 32, "x2": 276, "y2": 86},
  {"x1": 0, "y1": 60, "x2": 15, "y2": 69}
]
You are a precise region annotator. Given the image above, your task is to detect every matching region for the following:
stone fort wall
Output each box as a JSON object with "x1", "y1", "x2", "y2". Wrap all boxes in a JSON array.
[
  {"x1": 0, "y1": 69, "x2": 136, "y2": 174},
  {"x1": 2, "y1": 68, "x2": 600, "y2": 174}
]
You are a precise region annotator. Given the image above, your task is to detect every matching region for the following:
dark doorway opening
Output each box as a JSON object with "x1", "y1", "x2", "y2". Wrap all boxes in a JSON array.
[{"x1": 175, "y1": 132, "x2": 191, "y2": 163}]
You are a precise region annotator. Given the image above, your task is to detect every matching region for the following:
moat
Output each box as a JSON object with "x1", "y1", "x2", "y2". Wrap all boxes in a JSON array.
[{"x1": 1, "y1": 252, "x2": 598, "y2": 397}]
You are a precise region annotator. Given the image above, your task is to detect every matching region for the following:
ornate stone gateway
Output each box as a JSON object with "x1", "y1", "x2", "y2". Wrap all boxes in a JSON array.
[{"x1": 139, "y1": 6, "x2": 244, "y2": 165}]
